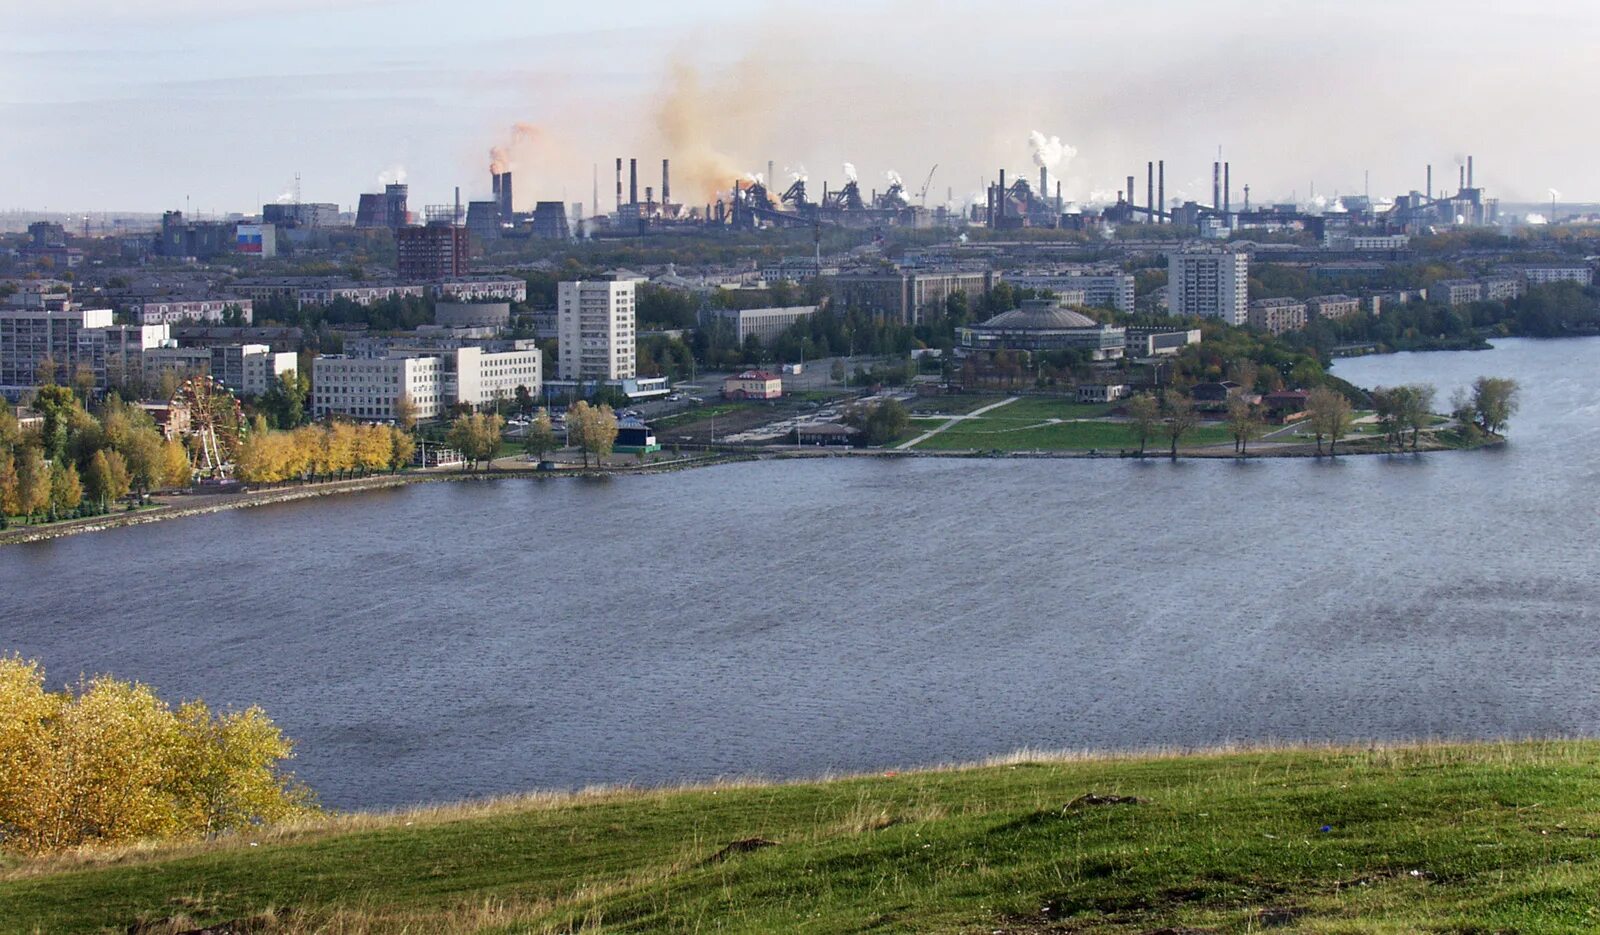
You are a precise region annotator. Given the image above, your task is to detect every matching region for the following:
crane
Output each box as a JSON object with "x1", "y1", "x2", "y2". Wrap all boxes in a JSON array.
[{"x1": 919, "y1": 164, "x2": 939, "y2": 207}]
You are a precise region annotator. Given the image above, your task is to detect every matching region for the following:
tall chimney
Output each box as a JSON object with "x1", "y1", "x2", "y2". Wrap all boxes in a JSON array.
[
  {"x1": 492, "y1": 172, "x2": 501, "y2": 205},
  {"x1": 1040, "y1": 167, "x2": 1048, "y2": 205},
  {"x1": 1213, "y1": 162, "x2": 1221, "y2": 210},
  {"x1": 1459, "y1": 165, "x2": 1465, "y2": 193},
  {"x1": 768, "y1": 160, "x2": 775, "y2": 189},
  {"x1": 1467, "y1": 155, "x2": 1474, "y2": 190},
  {"x1": 615, "y1": 158, "x2": 623, "y2": 211},
  {"x1": 1426, "y1": 164, "x2": 1433, "y2": 201},
  {"x1": 646, "y1": 186, "x2": 654, "y2": 208},
  {"x1": 1147, "y1": 162, "x2": 1155, "y2": 224},
  {"x1": 629, "y1": 158, "x2": 638, "y2": 206},
  {"x1": 1056, "y1": 181, "x2": 1062, "y2": 213},
  {"x1": 499, "y1": 171, "x2": 513, "y2": 218},
  {"x1": 662, "y1": 159, "x2": 671, "y2": 205},
  {"x1": 1224, "y1": 163, "x2": 1231, "y2": 213},
  {"x1": 1158, "y1": 160, "x2": 1165, "y2": 223},
  {"x1": 998, "y1": 170, "x2": 1006, "y2": 221},
  {"x1": 1127, "y1": 175, "x2": 1136, "y2": 213}
]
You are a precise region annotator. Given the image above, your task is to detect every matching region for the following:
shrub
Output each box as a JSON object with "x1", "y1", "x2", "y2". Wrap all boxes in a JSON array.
[{"x1": 0, "y1": 657, "x2": 315, "y2": 855}]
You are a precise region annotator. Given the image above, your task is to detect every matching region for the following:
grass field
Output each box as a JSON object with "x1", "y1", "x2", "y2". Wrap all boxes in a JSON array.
[
  {"x1": 912, "y1": 397, "x2": 1228, "y2": 452},
  {"x1": 5, "y1": 741, "x2": 1600, "y2": 933}
]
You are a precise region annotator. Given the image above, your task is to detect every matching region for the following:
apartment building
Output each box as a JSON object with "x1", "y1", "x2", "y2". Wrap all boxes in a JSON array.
[
  {"x1": 699, "y1": 305, "x2": 818, "y2": 345},
  {"x1": 129, "y1": 297, "x2": 254, "y2": 326},
  {"x1": 0, "y1": 306, "x2": 115, "y2": 397},
  {"x1": 1168, "y1": 249, "x2": 1249, "y2": 325},
  {"x1": 1247, "y1": 298, "x2": 1309, "y2": 335},
  {"x1": 557, "y1": 280, "x2": 636, "y2": 382},
  {"x1": 1308, "y1": 294, "x2": 1361, "y2": 321}
]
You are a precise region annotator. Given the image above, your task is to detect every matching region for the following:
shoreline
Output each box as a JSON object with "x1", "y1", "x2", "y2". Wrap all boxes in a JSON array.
[{"x1": 0, "y1": 434, "x2": 1501, "y2": 548}]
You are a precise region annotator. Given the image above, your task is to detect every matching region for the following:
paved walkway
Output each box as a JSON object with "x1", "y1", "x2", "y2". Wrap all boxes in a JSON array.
[{"x1": 896, "y1": 396, "x2": 1020, "y2": 450}]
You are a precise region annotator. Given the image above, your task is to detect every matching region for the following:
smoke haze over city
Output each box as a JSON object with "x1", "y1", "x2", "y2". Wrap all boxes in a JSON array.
[{"x1": 4, "y1": 0, "x2": 1596, "y2": 212}]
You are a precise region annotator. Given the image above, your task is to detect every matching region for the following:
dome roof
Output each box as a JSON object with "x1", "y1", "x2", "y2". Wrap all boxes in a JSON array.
[{"x1": 976, "y1": 304, "x2": 1100, "y2": 330}]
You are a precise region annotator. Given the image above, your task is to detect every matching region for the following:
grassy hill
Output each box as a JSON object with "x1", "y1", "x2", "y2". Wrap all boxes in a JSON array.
[{"x1": 5, "y1": 741, "x2": 1600, "y2": 933}]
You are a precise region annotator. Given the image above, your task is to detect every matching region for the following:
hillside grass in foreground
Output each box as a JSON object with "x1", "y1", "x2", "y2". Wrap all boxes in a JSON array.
[{"x1": 4, "y1": 741, "x2": 1600, "y2": 933}]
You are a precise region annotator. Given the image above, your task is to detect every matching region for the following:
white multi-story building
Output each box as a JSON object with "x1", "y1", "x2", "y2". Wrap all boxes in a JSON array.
[
  {"x1": 0, "y1": 306, "x2": 115, "y2": 397},
  {"x1": 1168, "y1": 249, "x2": 1249, "y2": 325},
  {"x1": 311, "y1": 344, "x2": 540, "y2": 422},
  {"x1": 700, "y1": 305, "x2": 818, "y2": 345},
  {"x1": 557, "y1": 280, "x2": 636, "y2": 382},
  {"x1": 129, "y1": 297, "x2": 254, "y2": 326},
  {"x1": 1514, "y1": 265, "x2": 1594, "y2": 287},
  {"x1": 1002, "y1": 271, "x2": 1136, "y2": 312},
  {"x1": 210, "y1": 344, "x2": 297, "y2": 396}
]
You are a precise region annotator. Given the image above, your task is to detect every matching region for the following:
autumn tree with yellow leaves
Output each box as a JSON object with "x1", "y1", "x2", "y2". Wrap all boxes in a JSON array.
[{"x1": 0, "y1": 656, "x2": 315, "y2": 856}]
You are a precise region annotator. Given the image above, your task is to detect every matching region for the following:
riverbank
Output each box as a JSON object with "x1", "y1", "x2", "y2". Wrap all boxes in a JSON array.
[
  {"x1": 0, "y1": 430, "x2": 1501, "y2": 547},
  {"x1": 5, "y1": 738, "x2": 1597, "y2": 934}
]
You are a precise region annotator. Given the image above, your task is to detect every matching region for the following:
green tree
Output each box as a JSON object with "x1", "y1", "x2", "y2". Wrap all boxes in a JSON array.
[
  {"x1": 1306, "y1": 386, "x2": 1353, "y2": 456},
  {"x1": 48, "y1": 461, "x2": 82, "y2": 514},
  {"x1": 1403, "y1": 384, "x2": 1438, "y2": 449},
  {"x1": 32, "y1": 385, "x2": 76, "y2": 463},
  {"x1": 1127, "y1": 393, "x2": 1160, "y2": 457},
  {"x1": 523, "y1": 409, "x2": 557, "y2": 461},
  {"x1": 86, "y1": 448, "x2": 132, "y2": 507},
  {"x1": 1470, "y1": 377, "x2": 1519, "y2": 434},
  {"x1": 829, "y1": 359, "x2": 847, "y2": 383},
  {"x1": 259, "y1": 371, "x2": 307, "y2": 428},
  {"x1": 1162, "y1": 393, "x2": 1197, "y2": 460},
  {"x1": 1225, "y1": 395, "x2": 1261, "y2": 456},
  {"x1": 120, "y1": 428, "x2": 165, "y2": 496},
  {"x1": 15, "y1": 447, "x2": 50, "y2": 520}
]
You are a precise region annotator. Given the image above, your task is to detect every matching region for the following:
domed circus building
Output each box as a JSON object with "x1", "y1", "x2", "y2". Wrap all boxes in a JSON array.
[{"x1": 956, "y1": 298, "x2": 1126, "y2": 361}]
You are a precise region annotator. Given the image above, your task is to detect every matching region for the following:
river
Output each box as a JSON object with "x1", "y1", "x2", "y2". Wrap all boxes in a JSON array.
[{"x1": 5, "y1": 338, "x2": 1598, "y2": 809}]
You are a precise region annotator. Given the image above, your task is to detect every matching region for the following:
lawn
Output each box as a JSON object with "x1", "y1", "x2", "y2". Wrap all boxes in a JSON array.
[
  {"x1": 6, "y1": 741, "x2": 1600, "y2": 933},
  {"x1": 918, "y1": 419, "x2": 1230, "y2": 451}
]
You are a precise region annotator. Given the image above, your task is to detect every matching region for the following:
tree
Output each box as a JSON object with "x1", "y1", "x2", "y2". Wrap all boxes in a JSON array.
[
  {"x1": 387, "y1": 427, "x2": 416, "y2": 473},
  {"x1": 393, "y1": 392, "x2": 418, "y2": 432},
  {"x1": 0, "y1": 451, "x2": 20, "y2": 517},
  {"x1": 120, "y1": 427, "x2": 165, "y2": 496},
  {"x1": 829, "y1": 359, "x2": 847, "y2": 383},
  {"x1": 1225, "y1": 395, "x2": 1262, "y2": 456},
  {"x1": 86, "y1": 449, "x2": 131, "y2": 506},
  {"x1": 446, "y1": 412, "x2": 504, "y2": 471},
  {"x1": 568, "y1": 401, "x2": 616, "y2": 467},
  {"x1": 523, "y1": 409, "x2": 557, "y2": 461},
  {"x1": 71, "y1": 362, "x2": 97, "y2": 402},
  {"x1": 1370, "y1": 387, "x2": 1408, "y2": 451},
  {"x1": 1127, "y1": 393, "x2": 1160, "y2": 457},
  {"x1": 259, "y1": 371, "x2": 307, "y2": 429},
  {"x1": 32, "y1": 385, "x2": 76, "y2": 463},
  {"x1": 513, "y1": 385, "x2": 535, "y2": 416},
  {"x1": 1306, "y1": 386, "x2": 1353, "y2": 456},
  {"x1": 847, "y1": 399, "x2": 910, "y2": 446},
  {"x1": 49, "y1": 461, "x2": 82, "y2": 514},
  {"x1": 1403, "y1": 384, "x2": 1437, "y2": 450},
  {"x1": 0, "y1": 405, "x2": 18, "y2": 453},
  {"x1": 1161, "y1": 393, "x2": 1197, "y2": 460},
  {"x1": 161, "y1": 438, "x2": 192, "y2": 488},
  {"x1": 16, "y1": 447, "x2": 50, "y2": 519},
  {"x1": 1470, "y1": 377, "x2": 1519, "y2": 434},
  {"x1": 0, "y1": 656, "x2": 316, "y2": 855}
]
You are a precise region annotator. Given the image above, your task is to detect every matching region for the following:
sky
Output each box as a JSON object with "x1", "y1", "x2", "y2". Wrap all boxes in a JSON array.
[{"x1": 3, "y1": 0, "x2": 1596, "y2": 215}]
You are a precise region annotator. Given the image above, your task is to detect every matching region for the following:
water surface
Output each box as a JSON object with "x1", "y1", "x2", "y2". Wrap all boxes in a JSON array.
[{"x1": 5, "y1": 338, "x2": 1597, "y2": 808}]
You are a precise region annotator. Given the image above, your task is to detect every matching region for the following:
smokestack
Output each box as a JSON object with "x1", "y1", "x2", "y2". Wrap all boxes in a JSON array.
[
  {"x1": 492, "y1": 171, "x2": 501, "y2": 205},
  {"x1": 1127, "y1": 175, "x2": 1136, "y2": 213},
  {"x1": 1147, "y1": 162, "x2": 1154, "y2": 224},
  {"x1": 998, "y1": 170, "x2": 1006, "y2": 221},
  {"x1": 1426, "y1": 164, "x2": 1432, "y2": 201},
  {"x1": 646, "y1": 186, "x2": 653, "y2": 207},
  {"x1": 499, "y1": 171, "x2": 513, "y2": 218},
  {"x1": 662, "y1": 159, "x2": 671, "y2": 206},
  {"x1": 629, "y1": 158, "x2": 638, "y2": 206},
  {"x1": 1468, "y1": 155, "x2": 1474, "y2": 189},
  {"x1": 1459, "y1": 165, "x2": 1465, "y2": 193},
  {"x1": 615, "y1": 158, "x2": 623, "y2": 211},
  {"x1": 1158, "y1": 160, "x2": 1165, "y2": 223},
  {"x1": 1056, "y1": 181, "x2": 1062, "y2": 214},
  {"x1": 1224, "y1": 163, "x2": 1231, "y2": 213},
  {"x1": 1040, "y1": 167, "x2": 1048, "y2": 205},
  {"x1": 1213, "y1": 162, "x2": 1221, "y2": 210},
  {"x1": 768, "y1": 160, "x2": 775, "y2": 189}
]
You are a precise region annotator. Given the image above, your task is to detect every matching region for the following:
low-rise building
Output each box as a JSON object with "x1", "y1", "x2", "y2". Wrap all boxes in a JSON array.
[
  {"x1": 958, "y1": 299, "x2": 1126, "y2": 361},
  {"x1": 1308, "y1": 294, "x2": 1361, "y2": 321},
  {"x1": 791, "y1": 422, "x2": 860, "y2": 446},
  {"x1": 1124, "y1": 327, "x2": 1201, "y2": 358},
  {"x1": 1248, "y1": 298, "x2": 1308, "y2": 335},
  {"x1": 1432, "y1": 279, "x2": 1483, "y2": 306},
  {"x1": 311, "y1": 344, "x2": 541, "y2": 422},
  {"x1": 1001, "y1": 270, "x2": 1135, "y2": 312},
  {"x1": 433, "y1": 276, "x2": 527, "y2": 303},
  {"x1": 723, "y1": 370, "x2": 784, "y2": 400},
  {"x1": 700, "y1": 305, "x2": 818, "y2": 345},
  {"x1": 129, "y1": 297, "x2": 254, "y2": 326},
  {"x1": 1077, "y1": 383, "x2": 1131, "y2": 404},
  {"x1": 1512, "y1": 265, "x2": 1594, "y2": 287},
  {"x1": 828, "y1": 268, "x2": 994, "y2": 325},
  {"x1": 435, "y1": 302, "x2": 511, "y2": 329}
]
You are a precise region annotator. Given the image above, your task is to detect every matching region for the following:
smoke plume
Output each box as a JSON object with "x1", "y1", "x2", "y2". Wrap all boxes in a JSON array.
[
  {"x1": 885, "y1": 170, "x2": 904, "y2": 189},
  {"x1": 377, "y1": 165, "x2": 407, "y2": 186},
  {"x1": 1028, "y1": 130, "x2": 1077, "y2": 195},
  {"x1": 655, "y1": 60, "x2": 743, "y2": 203},
  {"x1": 843, "y1": 162, "x2": 858, "y2": 183},
  {"x1": 489, "y1": 123, "x2": 543, "y2": 175}
]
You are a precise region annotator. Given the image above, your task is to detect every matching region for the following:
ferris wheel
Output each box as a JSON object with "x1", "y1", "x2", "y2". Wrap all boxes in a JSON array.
[{"x1": 171, "y1": 375, "x2": 245, "y2": 478}]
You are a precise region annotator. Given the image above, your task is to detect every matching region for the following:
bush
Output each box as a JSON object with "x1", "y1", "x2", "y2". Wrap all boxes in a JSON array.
[{"x1": 0, "y1": 657, "x2": 315, "y2": 855}]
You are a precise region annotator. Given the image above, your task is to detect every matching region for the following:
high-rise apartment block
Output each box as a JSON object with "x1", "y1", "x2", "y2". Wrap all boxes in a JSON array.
[
  {"x1": 556, "y1": 281, "x2": 636, "y2": 382},
  {"x1": 1168, "y1": 249, "x2": 1249, "y2": 325}
]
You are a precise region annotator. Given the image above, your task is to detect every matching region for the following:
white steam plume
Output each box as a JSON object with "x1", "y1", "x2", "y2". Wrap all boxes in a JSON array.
[
  {"x1": 786, "y1": 164, "x2": 809, "y2": 183},
  {"x1": 843, "y1": 162, "x2": 858, "y2": 184},
  {"x1": 885, "y1": 170, "x2": 905, "y2": 189},
  {"x1": 378, "y1": 165, "x2": 408, "y2": 186},
  {"x1": 1548, "y1": 187, "x2": 1563, "y2": 200},
  {"x1": 1526, "y1": 213, "x2": 1549, "y2": 225},
  {"x1": 1028, "y1": 130, "x2": 1078, "y2": 195}
]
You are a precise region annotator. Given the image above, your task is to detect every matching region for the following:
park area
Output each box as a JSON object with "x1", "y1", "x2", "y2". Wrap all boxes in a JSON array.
[{"x1": 905, "y1": 395, "x2": 1232, "y2": 453}]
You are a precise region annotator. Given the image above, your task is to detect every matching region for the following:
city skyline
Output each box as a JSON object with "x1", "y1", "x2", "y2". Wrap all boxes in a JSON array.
[{"x1": 5, "y1": 0, "x2": 1599, "y2": 214}]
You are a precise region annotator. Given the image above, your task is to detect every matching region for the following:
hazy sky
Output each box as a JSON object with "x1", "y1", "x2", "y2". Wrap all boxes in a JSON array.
[{"x1": 4, "y1": 0, "x2": 1595, "y2": 215}]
